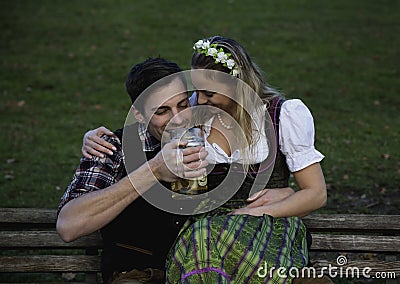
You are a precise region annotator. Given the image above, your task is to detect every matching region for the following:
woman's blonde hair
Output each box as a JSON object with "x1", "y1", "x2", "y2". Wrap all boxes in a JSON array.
[{"x1": 191, "y1": 36, "x2": 282, "y2": 164}]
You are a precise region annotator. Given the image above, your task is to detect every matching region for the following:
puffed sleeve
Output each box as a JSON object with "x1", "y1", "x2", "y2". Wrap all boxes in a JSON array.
[{"x1": 279, "y1": 99, "x2": 324, "y2": 172}]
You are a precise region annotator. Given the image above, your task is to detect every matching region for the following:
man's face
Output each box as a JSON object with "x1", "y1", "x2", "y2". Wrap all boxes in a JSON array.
[{"x1": 140, "y1": 78, "x2": 192, "y2": 141}]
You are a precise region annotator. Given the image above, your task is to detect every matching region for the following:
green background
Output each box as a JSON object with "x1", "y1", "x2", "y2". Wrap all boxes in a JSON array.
[{"x1": 1, "y1": 0, "x2": 399, "y2": 214}]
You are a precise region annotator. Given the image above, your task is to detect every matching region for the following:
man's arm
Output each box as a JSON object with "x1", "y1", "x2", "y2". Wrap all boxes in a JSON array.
[
  {"x1": 57, "y1": 159, "x2": 158, "y2": 242},
  {"x1": 57, "y1": 139, "x2": 208, "y2": 242}
]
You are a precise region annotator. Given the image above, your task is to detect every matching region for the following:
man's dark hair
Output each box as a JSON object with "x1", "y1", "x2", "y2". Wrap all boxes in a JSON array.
[{"x1": 125, "y1": 57, "x2": 184, "y2": 113}]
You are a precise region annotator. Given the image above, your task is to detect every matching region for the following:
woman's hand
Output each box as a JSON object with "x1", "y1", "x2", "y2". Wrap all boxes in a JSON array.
[
  {"x1": 247, "y1": 187, "x2": 295, "y2": 207},
  {"x1": 230, "y1": 187, "x2": 295, "y2": 216},
  {"x1": 82, "y1": 126, "x2": 116, "y2": 159}
]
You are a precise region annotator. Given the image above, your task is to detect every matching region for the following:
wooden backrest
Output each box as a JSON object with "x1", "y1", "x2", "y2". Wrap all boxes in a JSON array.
[
  {"x1": 0, "y1": 208, "x2": 103, "y2": 283},
  {"x1": 302, "y1": 214, "x2": 400, "y2": 253},
  {"x1": 1, "y1": 208, "x2": 399, "y2": 282}
]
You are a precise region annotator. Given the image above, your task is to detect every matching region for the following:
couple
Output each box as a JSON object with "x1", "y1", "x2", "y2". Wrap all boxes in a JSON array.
[{"x1": 57, "y1": 36, "x2": 328, "y2": 283}]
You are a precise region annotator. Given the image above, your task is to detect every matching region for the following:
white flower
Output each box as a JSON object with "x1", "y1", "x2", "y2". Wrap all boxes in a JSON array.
[
  {"x1": 216, "y1": 52, "x2": 228, "y2": 63},
  {"x1": 207, "y1": 47, "x2": 218, "y2": 56},
  {"x1": 194, "y1": 40, "x2": 204, "y2": 50},
  {"x1": 193, "y1": 39, "x2": 239, "y2": 77},
  {"x1": 226, "y1": 59, "x2": 235, "y2": 69},
  {"x1": 202, "y1": 40, "x2": 210, "y2": 49}
]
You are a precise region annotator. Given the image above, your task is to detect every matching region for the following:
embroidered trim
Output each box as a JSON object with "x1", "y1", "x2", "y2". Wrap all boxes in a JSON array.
[{"x1": 181, "y1": 267, "x2": 231, "y2": 282}]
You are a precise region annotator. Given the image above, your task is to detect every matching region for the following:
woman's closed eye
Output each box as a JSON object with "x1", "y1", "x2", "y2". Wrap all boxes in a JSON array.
[
  {"x1": 155, "y1": 109, "x2": 167, "y2": 115},
  {"x1": 198, "y1": 90, "x2": 216, "y2": 97},
  {"x1": 178, "y1": 101, "x2": 189, "y2": 109}
]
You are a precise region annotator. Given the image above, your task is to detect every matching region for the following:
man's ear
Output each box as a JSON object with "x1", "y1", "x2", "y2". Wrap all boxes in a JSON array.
[{"x1": 132, "y1": 107, "x2": 145, "y2": 123}]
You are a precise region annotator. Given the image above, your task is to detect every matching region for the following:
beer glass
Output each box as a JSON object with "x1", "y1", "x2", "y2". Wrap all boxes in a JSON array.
[{"x1": 169, "y1": 127, "x2": 208, "y2": 199}]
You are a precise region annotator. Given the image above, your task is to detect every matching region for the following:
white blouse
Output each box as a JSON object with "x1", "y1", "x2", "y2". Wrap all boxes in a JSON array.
[
  {"x1": 202, "y1": 99, "x2": 324, "y2": 172},
  {"x1": 278, "y1": 99, "x2": 324, "y2": 172},
  {"x1": 203, "y1": 110, "x2": 269, "y2": 165}
]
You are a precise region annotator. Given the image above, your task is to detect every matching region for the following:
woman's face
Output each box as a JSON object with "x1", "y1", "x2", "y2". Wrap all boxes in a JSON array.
[
  {"x1": 196, "y1": 90, "x2": 236, "y2": 115},
  {"x1": 191, "y1": 70, "x2": 237, "y2": 115}
]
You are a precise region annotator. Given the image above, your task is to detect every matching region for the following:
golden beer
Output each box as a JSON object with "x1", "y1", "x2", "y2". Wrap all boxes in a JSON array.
[{"x1": 170, "y1": 128, "x2": 208, "y2": 199}]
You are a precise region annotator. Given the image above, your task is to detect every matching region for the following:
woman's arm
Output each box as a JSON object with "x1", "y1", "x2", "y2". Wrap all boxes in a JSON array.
[
  {"x1": 82, "y1": 126, "x2": 116, "y2": 159},
  {"x1": 231, "y1": 162, "x2": 326, "y2": 217}
]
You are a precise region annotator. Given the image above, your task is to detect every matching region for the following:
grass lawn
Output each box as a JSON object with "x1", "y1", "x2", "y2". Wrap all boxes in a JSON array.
[{"x1": 0, "y1": 0, "x2": 399, "y2": 215}]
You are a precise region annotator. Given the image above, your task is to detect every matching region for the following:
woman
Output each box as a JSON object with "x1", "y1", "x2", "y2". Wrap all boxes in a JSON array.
[{"x1": 82, "y1": 36, "x2": 327, "y2": 283}]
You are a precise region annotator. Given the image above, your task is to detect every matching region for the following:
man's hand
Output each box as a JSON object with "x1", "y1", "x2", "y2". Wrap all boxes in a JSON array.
[{"x1": 150, "y1": 139, "x2": 208, "y2": 183}]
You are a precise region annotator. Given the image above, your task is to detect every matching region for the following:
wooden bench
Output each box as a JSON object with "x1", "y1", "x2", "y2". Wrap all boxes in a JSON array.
[{"x1": 0, "y1": 208, "x2": 399, "y2": 283}]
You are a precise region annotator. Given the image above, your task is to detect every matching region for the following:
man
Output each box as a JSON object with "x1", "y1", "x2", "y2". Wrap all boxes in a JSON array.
[{"x1": 57, "y1": 57, "x2": 208, "y2": 283}]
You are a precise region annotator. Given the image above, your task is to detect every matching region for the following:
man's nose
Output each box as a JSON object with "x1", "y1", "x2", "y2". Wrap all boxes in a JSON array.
[{"x1": 169, "y1": 108, "x2": 184, "y2": 126}]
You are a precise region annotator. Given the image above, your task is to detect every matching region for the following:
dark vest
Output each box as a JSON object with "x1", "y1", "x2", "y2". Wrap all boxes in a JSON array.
[
  {"x1": 266, "y1": 97, "x2": 290, "y2": 188},
  {"x1": 100, "y1": 124, "x2": 187, "y2": 281}
]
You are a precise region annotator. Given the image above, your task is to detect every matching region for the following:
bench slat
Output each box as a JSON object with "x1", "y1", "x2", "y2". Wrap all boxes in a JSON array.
[
  {"x1": 2, "y1": 208, "x2": 399, "y2": 232},
  {"x1": 0, "y1": 255, "x2": 100, "y2": 273},
  {"x1": 311, "y1": 234, "x2": 400, "y2": 252},
  {"x1": 303, "y1": 214, "x2": 400, "y2": 231},
  {"x1": 0, "y1": 231, "x2": 102, "y2": 249},
  {"x1": 0, "y1": 208, "x2": 56, "y2": 224},
  {"x1": 312, "y1": 259, "x2": 400, "y2": 277}
]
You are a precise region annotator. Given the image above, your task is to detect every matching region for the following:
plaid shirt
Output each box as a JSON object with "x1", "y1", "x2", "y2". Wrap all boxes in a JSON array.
[
  {"x1": 58, "y1": 123, "x2": 159, "y2": 213},
  {"x1": 138, "y1": 122, "x2": 160, "y2": 151}
]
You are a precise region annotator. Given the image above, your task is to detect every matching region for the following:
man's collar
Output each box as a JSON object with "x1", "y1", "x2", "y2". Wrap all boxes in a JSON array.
[{"x1": 138, "y1": 123, "x2": 161, "y2": 151}]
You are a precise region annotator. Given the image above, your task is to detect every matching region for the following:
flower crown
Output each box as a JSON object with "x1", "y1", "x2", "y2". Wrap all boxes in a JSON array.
[{"x1": 193, "y1": 39, "x2": 239, "y2": 76}]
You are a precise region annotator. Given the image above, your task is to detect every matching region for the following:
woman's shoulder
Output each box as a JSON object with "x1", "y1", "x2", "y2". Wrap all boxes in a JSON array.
[
  {"x1": 278, "y1": 99, "x2": 324, "y2": 171},
  {"x1": 265, "y1": 96, "x2": 310, "y2": 119},
  {"x1": 280, "y1": 99, "x2": 315, "y2": 121},
  {"x1": 281, "y1": 98, "x2": 310, "y2": 110}
]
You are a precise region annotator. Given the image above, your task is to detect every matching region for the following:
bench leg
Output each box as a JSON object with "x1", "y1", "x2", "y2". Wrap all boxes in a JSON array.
[
  {"x1": 85, "y1": 272, "x2": 98, "y2": 283},
  {"x1": 85, "y1": 248, "x2": 100, "y2": 283}
]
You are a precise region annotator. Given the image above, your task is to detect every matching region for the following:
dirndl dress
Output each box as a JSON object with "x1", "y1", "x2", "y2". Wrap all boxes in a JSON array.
[{"x1": 165, "y1": 203, "x2": 308, "y2": 284}]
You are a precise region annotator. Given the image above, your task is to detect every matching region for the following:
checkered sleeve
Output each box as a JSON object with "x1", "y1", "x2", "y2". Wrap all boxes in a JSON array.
[{"x1": 57, "y1": 135, "x2": 124, "y2": 213}]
